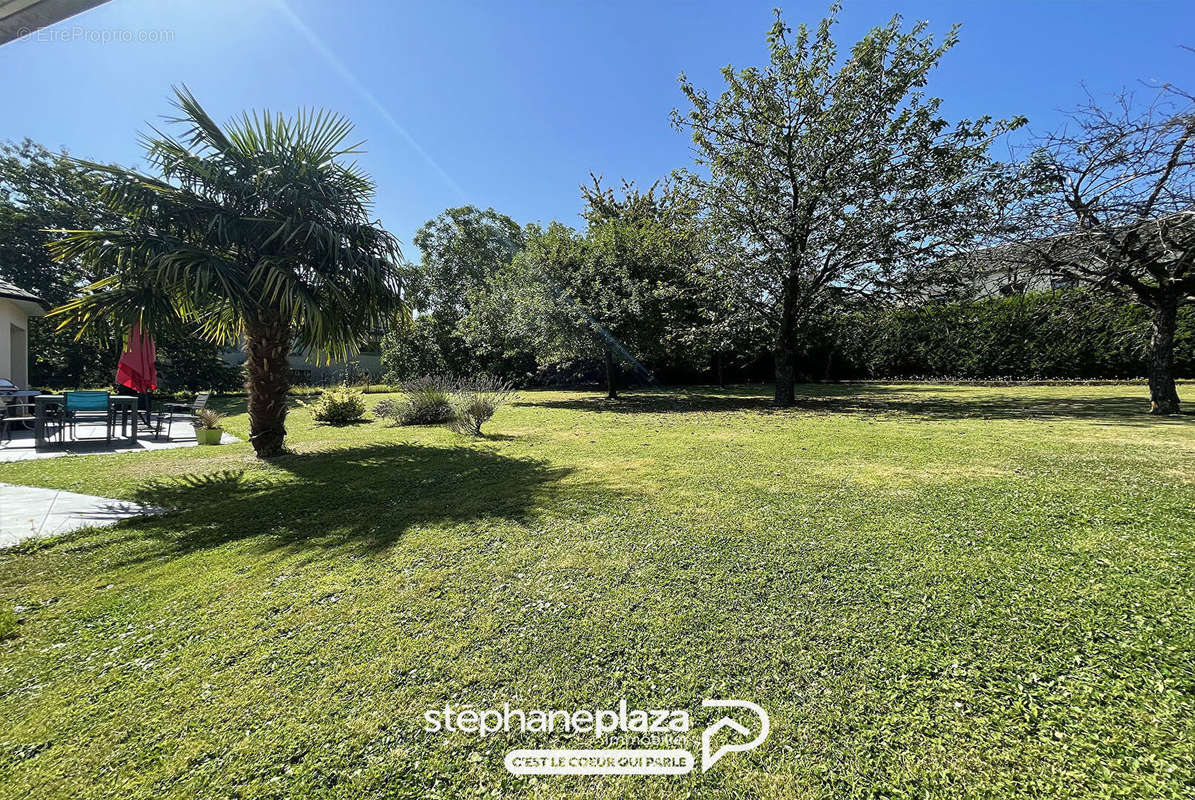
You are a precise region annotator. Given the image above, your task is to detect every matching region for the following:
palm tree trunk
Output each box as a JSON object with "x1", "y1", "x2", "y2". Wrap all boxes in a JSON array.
[
  {"x1": 604, "y1": 344, "x2": 618, "y2": 399},
  {"x1": 245, "y1": 320, "x2": 291, "y2": 457},
  {"x1": 1148, "y1": 299, "x2": 1181, "y2": 415}
]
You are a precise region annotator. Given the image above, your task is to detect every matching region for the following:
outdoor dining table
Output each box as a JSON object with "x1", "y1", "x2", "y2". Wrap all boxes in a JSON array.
[{"x1": 33, "y1": 394, "x2": 140, "y2": 448}]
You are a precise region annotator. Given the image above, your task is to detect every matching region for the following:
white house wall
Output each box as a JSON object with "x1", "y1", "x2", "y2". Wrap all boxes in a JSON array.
[{"x1": 0, "y1": 297, "x2": 29, "y2": 385}]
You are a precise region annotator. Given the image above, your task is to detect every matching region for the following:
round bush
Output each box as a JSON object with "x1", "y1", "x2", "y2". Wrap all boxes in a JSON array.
[{"x1": 307, "y1": 387, "x2": 367, "y2": 425}]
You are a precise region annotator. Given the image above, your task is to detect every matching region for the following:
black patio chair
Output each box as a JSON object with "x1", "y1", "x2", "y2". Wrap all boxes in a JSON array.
[
  {"x1": 0, "y1": 397, "x2": 37, "y2": 444},
  {"x1": 155, "y1": 391, "x2": 212, "y2": 439}
]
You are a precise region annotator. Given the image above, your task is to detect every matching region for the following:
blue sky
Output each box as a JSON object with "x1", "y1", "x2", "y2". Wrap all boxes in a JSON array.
[{"x1": 2, "y1": 0, "x2": 1193, "y2": 259}]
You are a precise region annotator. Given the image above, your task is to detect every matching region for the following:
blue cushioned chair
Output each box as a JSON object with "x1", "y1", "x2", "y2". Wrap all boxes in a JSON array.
[{"x1": 63, "y1": 390, "x2": 113, "y2": 442}]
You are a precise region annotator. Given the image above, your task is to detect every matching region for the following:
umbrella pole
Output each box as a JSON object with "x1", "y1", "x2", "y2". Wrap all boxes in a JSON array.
[{"x1": 141, "y1": 391, "x2": 154, "y2": 429}]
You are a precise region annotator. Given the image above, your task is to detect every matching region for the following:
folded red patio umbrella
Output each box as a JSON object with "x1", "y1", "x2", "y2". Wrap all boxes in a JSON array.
[{"x1": 116, "y1": 323, "x2": 157, "y2": 393}]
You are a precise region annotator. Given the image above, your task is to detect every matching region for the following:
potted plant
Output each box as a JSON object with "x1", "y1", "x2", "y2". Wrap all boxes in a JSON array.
[{"x1": 194, "y1": 409, "x2": 225, "y2": 445}]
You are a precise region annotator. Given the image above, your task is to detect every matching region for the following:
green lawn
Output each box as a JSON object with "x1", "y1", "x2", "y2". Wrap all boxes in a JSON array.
[{"x1": 1, "y1": 383, "x2": 1192, "y2": 799}]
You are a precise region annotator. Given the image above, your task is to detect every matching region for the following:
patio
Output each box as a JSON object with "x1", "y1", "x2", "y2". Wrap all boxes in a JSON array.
[
  {"x1": 0, "y1": 481, "x2": 164, "y2": 548},
  {"x1": 0, "y1": 420, "x2": 238, "y2": 463}
]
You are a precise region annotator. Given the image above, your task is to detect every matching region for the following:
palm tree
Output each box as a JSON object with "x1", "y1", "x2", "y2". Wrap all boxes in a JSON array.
[{"x1": 49, "y1": 87, "x2": 404, "y2": 457}]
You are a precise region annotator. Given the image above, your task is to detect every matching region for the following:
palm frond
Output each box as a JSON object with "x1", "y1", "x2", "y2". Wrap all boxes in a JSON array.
[
  {"x1": 166, "y1": 84, "x2": 233, "y2": 154},
  {"x1": 49, "y1": 88, "x2": 403, "y2": 361}
]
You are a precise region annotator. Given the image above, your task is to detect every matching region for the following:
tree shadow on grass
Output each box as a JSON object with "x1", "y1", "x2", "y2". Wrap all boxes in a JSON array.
[
  {"x1": 518, "y1": 384, "x2": 1195, "y2": 426},
  {"x1": 62, "y1": 442, "x2": 590, "y2": 566}
]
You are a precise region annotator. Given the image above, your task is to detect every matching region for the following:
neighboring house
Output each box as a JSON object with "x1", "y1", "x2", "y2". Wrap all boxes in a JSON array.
[
  {"x1": 940, "y1": 212, "x2": 1193, "y2": 301},
  {"x1": 0, "y1": 278, "x2": 49, "y2": 387},
  {"x1": 916, "y1": 243, "x2": 1079, "y2": 303},
  {"x1": 952, "y1": 246, "x2": 1074, "y2": 299},
  {"x1": 219, "y1": 346, "x2": 384, "y2": 385}
]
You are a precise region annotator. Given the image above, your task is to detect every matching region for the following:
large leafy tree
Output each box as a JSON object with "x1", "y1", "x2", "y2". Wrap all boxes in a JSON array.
[
  {"x1": 673, "y1": 6, "x2": 1024, "y2": 406},
  {"x1": 380, "y1": 315, "x2": 451, "y2": 382},
  {"x1": 0, "y1": 139, "x2": 237, "y2": 390},
  {"x1": 0, "y1": 140, "x2": 130, "y2": 386},
  {"x1": 0, "y1": 140, "x2": 117, "y2": 308},
  {"x1": 1007, "y1": 84, "x2": 1195, "y2": 414},
  {"x1": 467, "y1": 177, "x2": 706, "y2": 397},
  {"x1": 578, "y1": 176, "x2": 708, "y2": 395},
  {"x1": 467, "y1": 221, "x2": 599, "y2": 386},
  {"x1": 408, "y1": 206, "x2": 523, "y2": 321},
  {"x1": 386, "y1": 206, "x2": 524, "y2": 378},
  {"x1": 50, "y1": 88, "x2": 403, "y2": 456}
]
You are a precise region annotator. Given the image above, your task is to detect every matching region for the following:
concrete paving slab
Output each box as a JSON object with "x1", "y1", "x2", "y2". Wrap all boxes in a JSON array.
[
  {"x1": 0, "y1": 422, "x2": 239, "y2": 463},
  {"x1": 0, "y1": 482, "x2": 164, "y2": 547}
]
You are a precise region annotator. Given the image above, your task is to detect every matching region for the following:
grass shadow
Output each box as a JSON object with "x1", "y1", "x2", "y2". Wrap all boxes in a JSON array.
[
  {"x1": 518, "y1": 384, "x2": 1195, "y2": 426},
  {"x1": 514, "y1": 386, "x2": 775, "y2": 415},
  {"x1": 70, "y1": 442, "x2": 587, "y2": 566}
]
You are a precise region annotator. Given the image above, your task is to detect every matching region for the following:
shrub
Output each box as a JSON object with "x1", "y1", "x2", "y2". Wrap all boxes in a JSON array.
[
  {"x1": 306, "y1": 386, "x2": 367, "y2": 425},
  {"x1": 449, "y1": 376, "x2": 517, "y2": 436},
  {"x1": 374, "y1": 375, "x2": 515, "y2": 432},
  {"x1": 371, "y1": 397, "x2": 409, "y2": 425},
  {"x1": 378, "y1": 376, "x2": 456, "y2": 425}
]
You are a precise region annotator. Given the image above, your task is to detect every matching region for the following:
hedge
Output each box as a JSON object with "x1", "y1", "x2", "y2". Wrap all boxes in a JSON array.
[{"x1": 826, "y1": 291, "x2": 1194, "y2": 380}]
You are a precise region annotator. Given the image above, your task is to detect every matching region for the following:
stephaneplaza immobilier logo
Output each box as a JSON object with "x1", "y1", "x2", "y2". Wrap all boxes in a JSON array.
[{"x1": 425, "y1": 698, "x2": 769, "y2": 775}]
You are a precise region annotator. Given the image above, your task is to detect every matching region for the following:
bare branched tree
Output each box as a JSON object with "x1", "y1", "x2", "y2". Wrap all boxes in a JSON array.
[{"x1": 1010, "y1": 82, "x2": 1195, "y2": 413}]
